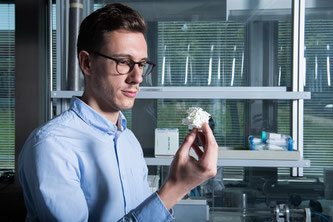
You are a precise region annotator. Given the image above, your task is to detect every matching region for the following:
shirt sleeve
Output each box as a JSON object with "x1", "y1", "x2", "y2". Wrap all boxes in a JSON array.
[
  {"x1": 19, "y1": 134, "x2": 89, "y2": 222},
  {"x1": 118, "y1": 192, "x2": 174, "y2": 222}
]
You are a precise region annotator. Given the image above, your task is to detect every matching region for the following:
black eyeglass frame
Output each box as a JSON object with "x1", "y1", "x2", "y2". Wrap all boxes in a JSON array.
[{"x1": 89, "y1": 51, "x2": 156, "y2": 77}]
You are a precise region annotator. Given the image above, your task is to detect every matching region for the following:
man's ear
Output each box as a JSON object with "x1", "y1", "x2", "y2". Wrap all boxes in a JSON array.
[{"x1": 78, "y1": 50, "x2": 92, "y2": 76}]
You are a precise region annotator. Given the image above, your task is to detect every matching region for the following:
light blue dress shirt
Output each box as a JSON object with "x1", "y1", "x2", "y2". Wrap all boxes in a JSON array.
[{"x1": 19, "y1": 97, "x2": 173, "y2": 222}]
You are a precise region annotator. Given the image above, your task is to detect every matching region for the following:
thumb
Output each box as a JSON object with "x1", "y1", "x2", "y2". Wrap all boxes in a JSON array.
[{"x1": 177, "y1": 128, "x2": 197, "y2": 155}]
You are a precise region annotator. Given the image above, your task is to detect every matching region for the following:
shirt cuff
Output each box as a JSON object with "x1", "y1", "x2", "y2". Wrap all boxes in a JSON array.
[{"x1": 133, "y1": 192, "x2": 174, "y2": 222}]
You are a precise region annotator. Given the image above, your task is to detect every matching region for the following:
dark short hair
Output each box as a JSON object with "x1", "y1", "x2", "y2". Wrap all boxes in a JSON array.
[{"x1": 77, "y1": 3, "x2": 146, "y2": 55}]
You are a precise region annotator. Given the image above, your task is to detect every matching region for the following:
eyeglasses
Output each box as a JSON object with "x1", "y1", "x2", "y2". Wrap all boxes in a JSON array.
[{"x1": 89, "y1": 51, "x2": 155, "y2": 77}]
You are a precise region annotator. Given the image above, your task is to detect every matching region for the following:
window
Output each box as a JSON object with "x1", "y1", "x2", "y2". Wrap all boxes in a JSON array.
[
  {"x1": 303, "y1": 3, "x2": 333, "y2": 175},
  {"x1": 0, "y1": 3, "x2": 15, "y2": 170}
]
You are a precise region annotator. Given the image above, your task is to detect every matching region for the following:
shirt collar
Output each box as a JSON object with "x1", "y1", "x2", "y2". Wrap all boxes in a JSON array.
[{"x1": 70, "y1": 96, "x2": 127, "y2": 134}]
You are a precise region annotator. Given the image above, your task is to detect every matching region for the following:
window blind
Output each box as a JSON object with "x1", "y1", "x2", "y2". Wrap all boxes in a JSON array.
[
  {"x1": 157, "y1": 22, "x2": 246, "y2": 87},
  {"x1": 303, "y1": 20, "x2": 333, "y2": 176},
  {"x1": 0, "y1": 3, "x2": 15, "y2": 169}
]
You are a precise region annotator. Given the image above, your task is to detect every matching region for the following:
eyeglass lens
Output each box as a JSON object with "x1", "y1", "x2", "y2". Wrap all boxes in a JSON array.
[{"x1": 117, "y1": 61, "x2": 153, "y2": 76}]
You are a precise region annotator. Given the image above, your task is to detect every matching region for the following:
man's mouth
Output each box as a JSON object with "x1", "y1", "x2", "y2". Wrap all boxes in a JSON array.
[{"x1": 122, "y1": 90, "x2": 138, "y2": 98}]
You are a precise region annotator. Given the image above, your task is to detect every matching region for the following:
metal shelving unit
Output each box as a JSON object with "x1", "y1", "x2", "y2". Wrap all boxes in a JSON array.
[
  {"x1": 51, "y1": 0, "x2": 311, "y2": 173},
  {"x1": 50, "y1": 87, "x2": 312, "y2": 169}
]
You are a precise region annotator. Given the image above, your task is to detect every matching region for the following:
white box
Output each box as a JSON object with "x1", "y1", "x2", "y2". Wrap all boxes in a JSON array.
[
  {"x1": 155, "y1": 128, "x2": 179, "y2": 157},
  {"x1": 174, "y1": 199, "x2": 209, "y2": 222}
]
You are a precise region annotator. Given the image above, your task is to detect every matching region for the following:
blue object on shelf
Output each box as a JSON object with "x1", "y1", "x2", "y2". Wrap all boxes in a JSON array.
[
  {"x1": 288, "y1": 138, "x2": 293, "y2": 151},
  {"x1": 261, "y1": 131, "x2": 267, "y2": 143},
  {"x1": 249, "y1": 131, "x2": 294, "y2": 151}
]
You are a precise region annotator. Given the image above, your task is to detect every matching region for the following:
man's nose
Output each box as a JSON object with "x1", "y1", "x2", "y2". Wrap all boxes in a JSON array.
[{"x1": 127, "y1": 64, "x2": 143, "y2": 84}]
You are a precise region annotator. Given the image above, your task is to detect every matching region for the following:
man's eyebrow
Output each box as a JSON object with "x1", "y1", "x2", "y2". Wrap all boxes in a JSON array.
[{"x1": 112, "y1": 54, "x2": 148, "y2": 61}]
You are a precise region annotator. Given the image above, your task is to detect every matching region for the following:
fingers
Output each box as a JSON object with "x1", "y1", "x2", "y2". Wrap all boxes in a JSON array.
[
  {"x1": 197, "y1": 123, "x2": 215, "y2": 150},
  {"x1": 198, "y1": 122, "x2": 218, "y2": 160},
  {"x1": 201, "y1": 122, "x2": 214, "y2": 140},
  {"x1": 191, "y1": 143, "x2": 203, "y2": 159},
  {"x1": 197, "y1": 131, "x2": 206, "y2": 147},
  {"x1": 177, "y1": 128, "x2": 198, "y2": 156},
  {"x1": 177, "y1": 123, "x2": 217, "y2": 161},
  {"x1": 194, "y1": 123, "x2": 210, "y2": 148}
]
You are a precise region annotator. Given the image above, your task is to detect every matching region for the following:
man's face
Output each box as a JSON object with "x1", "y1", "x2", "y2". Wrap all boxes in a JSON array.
[{"x1": 87, "y1": 30, "x2": 148, "y2": 112}]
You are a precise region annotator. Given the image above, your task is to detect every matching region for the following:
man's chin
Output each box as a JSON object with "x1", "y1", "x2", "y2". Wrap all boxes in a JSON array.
[{"x1": 119, "y1": 102, "x2": 135, "y2": 111}]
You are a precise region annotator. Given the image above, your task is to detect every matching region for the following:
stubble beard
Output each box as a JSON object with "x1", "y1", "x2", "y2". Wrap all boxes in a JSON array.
[{"x1": 94, "y1": 79, "x2": 136, "y2": 112}]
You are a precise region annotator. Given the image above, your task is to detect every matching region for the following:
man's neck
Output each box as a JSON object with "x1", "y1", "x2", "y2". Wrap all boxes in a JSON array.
[{"x1": 80, "y1": 92, "x2": 119, "y2": 125}]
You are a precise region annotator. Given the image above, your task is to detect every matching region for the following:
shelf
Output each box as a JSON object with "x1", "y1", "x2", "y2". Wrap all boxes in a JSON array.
[
  {"x1": 145, "y1": 157, "x2": 311, "y2": 168},
  {"x1": 137, "y1": 87, "x2": 311, "y2": 99},
  {"x1": 50, "y1": 87, "x2": 311, "y2": 100},
  {"x1": 146, "y1": 149, "x2": 310, "y2": 168},
  {"x1": 51, "y1": 90, "x2": 83, "y2": 98}
]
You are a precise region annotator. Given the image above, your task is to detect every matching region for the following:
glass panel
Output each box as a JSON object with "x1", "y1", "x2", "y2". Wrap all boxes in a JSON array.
[
  {"x1": 156, "y1": 21, "x2": 246, "y2": 87},
  {"x1": 156, "y1": 99, "x2": 246, "y2": 147},
  {"x1": 129, "y1": 99, "x2": 291, "y2": 152},
  {"x1": 303, "y1": 0, "x2": 333, "y2": 176},
  {"x1": 94, "y1": 0, "x2": 293, "y2": 88}
]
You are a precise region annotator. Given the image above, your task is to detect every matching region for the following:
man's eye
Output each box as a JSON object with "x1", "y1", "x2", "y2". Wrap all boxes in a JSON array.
[
  {"x1": 118, "y1": 59, "x2": 132, "y2": 66},
  {"x1": 138, "y1": 61, "x2": 147, "y2": 68}
]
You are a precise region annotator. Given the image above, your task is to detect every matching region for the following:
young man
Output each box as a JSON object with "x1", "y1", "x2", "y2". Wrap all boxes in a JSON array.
[{"x1": 19, "y1": 3, "x2": 218, "y2": 221}]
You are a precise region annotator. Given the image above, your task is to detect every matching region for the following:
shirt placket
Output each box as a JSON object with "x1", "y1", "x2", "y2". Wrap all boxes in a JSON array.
[{"x1": 113, "y1": 130, "x2": 130, "y2": 214}]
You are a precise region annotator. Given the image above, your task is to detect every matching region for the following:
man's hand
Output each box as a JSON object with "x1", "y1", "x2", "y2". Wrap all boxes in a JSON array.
[{"x1": 157, "y1": 122, "x2": 218, "y2": 210}]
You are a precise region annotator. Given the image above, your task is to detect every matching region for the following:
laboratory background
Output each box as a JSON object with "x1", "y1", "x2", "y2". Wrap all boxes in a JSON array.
[{"x1": 1, "y1": 0, "x2": 333, "y2": 221}]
